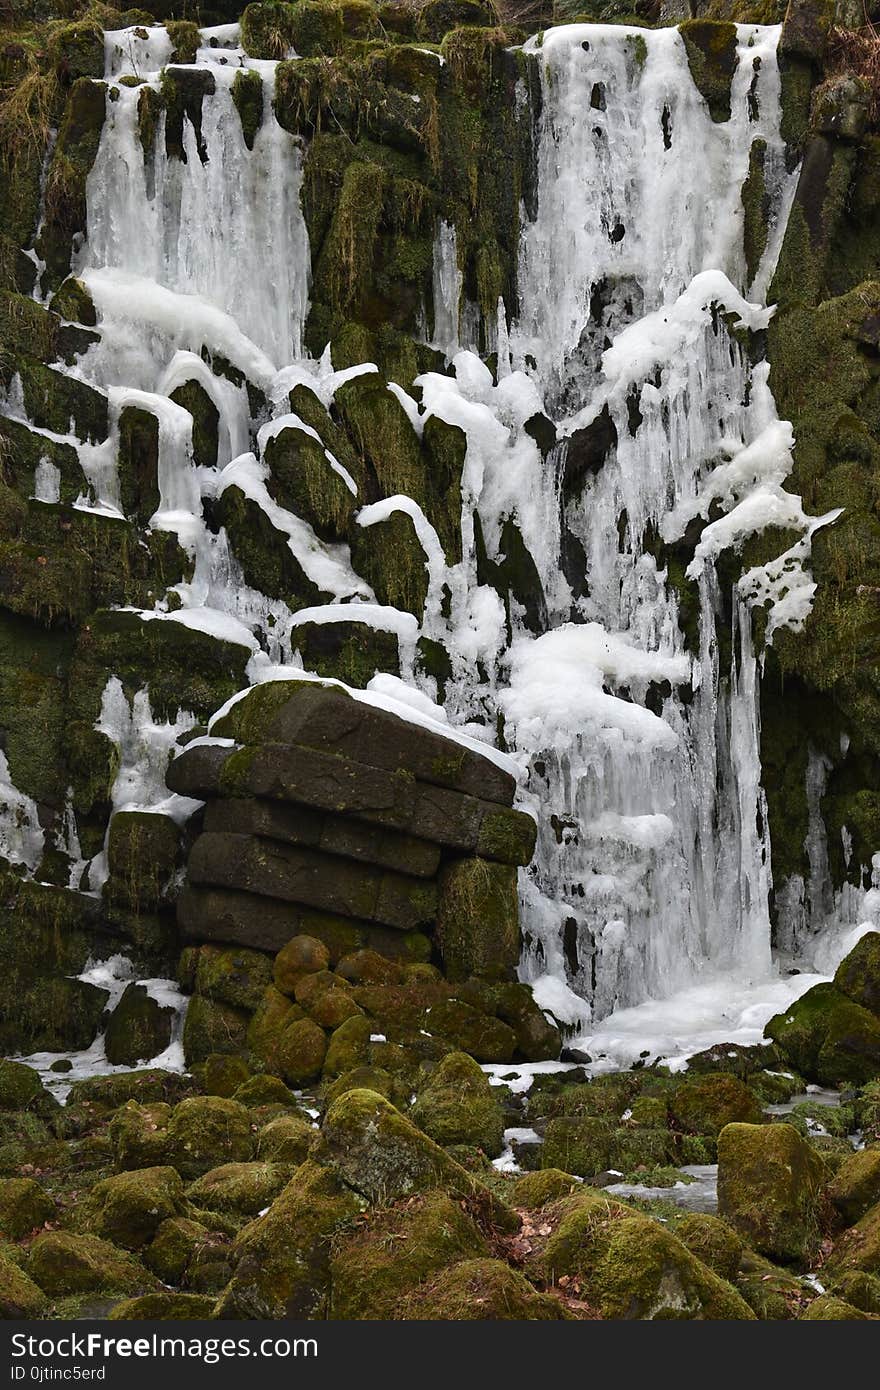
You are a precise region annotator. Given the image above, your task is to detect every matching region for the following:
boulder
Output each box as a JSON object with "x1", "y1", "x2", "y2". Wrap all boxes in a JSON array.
[
  {"x1": 144, "y1": 1216, "x2": 214, "y2": 1285},
  {"x1": 276, "y1": 1015, "x2": 327, "y2": 1087},
  {"x1": 765, "y1": 982, "x2": 880, "y2": 1086},
  {"x1": 396, "y1": 1256, "x2": 570, "y2": 1319},
  {"x1": 674, "y1": 1212, "x2": 744, "y2": 1282},
  {"x1": 193, "y1": 1053, "x2": 251, "y2": 1098},
  {"x1": 194, "y1": 944, "x2": 274, "y2": 1012},
  {"x1": 315, "y1": 1088, "x2": 517, "y2": 1229},
  {"x1": 26, "y1": 1232, "x2": 159, "y2": 1296},
  {"x1": 532, "y1": 1190, "x2": 755, "y2": 1319},
  {"x1": 717, "y1": 1122, "x2": 829, "y2": 1263},
  {"x1": 511, "y1": 1169, "x2": 581, "y2": 1210},
  {"x1": 274, "y1": 934, "x2": 331, "y2": 994},
  {"x1": 411, "y1": 1052, "x2": 505, "y2": 1156},
  {"x1": 233, "y1": 1075, "x2": 300, "y2": 1109},
  {"x1": 826, "y1": 1268, "x2": 880, "y2": 1313},
  {"x1": 108, "y1": 1101, "x2": 171, "y2": 1172},
  {"x1": 255, "y1": 1113, "x2": 316, "y2": 1165},
  {"x1": 0, "y1": 1059, "x2": 50, "y2": 1111},
  {"x1": 210, "y1": 680, "x2": 517, "y2": 805},
  {"x1": 828, "y1": 1199, "x2": 880, "y2": 1274},
  {"x1": 829, "y1": 1148, "x2": 880, "y2": 1227},
  {"x1": 436, "y1": 858, "x2": 520, "y2": 982},
  {"x1": 104, "y1": 984, "x2": 174, "y2": 1067},
  {"x1": 182, "y1": 994, "x2": 250, "y2": 1065},
  {"x1": 186, "y1": 1162, "x2": 293, "y2": 1217},
  {"x1": 166, "y1": 1097, "x2": 254, "y2": 1178},
  {"x1": 834, "y1": 931, "x2": 880, "y2": 1017},
  {"x1": 329, "y1": 1189, "x2": 488, "y2": 1319},
  {"x1": 670, "y1": 1073, "x2": 764, "y2": 1137},
  {"x1": 0, "y1": 1254, "x2": 48, "y2": 1318},
  {"x1": 0, "y1": 1177, "x2": 55, "y2": 1239},
  {"x1": 87, "y1": 1166, "x2": 186, "y2": 1250},
  {"x1": 799, "y1": 1294, "x2": 869, "y2": 1319},
  {"x1": 214, "y1": 1160, "x2": 364, "y2": 1318}
]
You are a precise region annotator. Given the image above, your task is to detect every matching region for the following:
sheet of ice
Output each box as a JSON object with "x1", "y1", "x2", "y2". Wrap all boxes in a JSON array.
[
  {"x1": 605, "y1": 1164, "x2": 718, "y2": 1214},
  {"x1": 0, "y1": 750, "x2": 44, "y2": 872}
]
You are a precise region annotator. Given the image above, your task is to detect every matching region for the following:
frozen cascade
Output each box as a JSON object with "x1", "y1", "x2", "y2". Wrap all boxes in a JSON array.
[{"x1": 10, "y1": 18, "x2": 876, "y2": 1075}]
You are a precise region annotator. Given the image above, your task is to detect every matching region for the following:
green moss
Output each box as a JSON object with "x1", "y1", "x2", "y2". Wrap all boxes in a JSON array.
[
  {"x1": 411, "y1": 1051, "x2": 505, "y2": 1156},
  {"x1": 263, "y1": 420, "x2": 355, "y2": 540},
  {"x1": 679, "y1": 20, "x2": 738, "y2": 123},
  {"x1": 436, "y1": 857, "x2": 520, "y2": 983},
  {"x1": 717, "y1": 1122, "x2": 829, "y2": 1264},
  {"x1": 169, "y1": 378, "x2": 219, "y2": 470},
  {"x1": 48, "y1": 22, "x2": 104, "y2": 84},
  {"x1": 829, "y1": 1148, "x2": 880, "y2": 1227},
  {"x1": 216, "y1": 1158, "x2": 364, "y2": 1317},
  {"x1": 766, "y1": 981, "x2": 880, "y2": 1086},
  {"x1": 49, "y1": 274, "x2": 97, "y2": 326},
  {"x1": 166, "y1": 21, "x2": 201, "y2": 65},
  {"x1": 349, "y1": 508, "x2": 429, "y2": 617},
  {"x1": 166, "y1": 1096, "x2": 253, "y2": 1180},
  {"x1": 255, "y1": 1111, "x2": 316, "y2": 1164},
  {"x1": 104, "y1": 984, "x2": 174, "y2": 1067},
  {"x1": 108, "y1": 1291, "x2": 216, "y2": 1319},
  {"x1": 534, "y1": 1189, "x2": 754, "y2": 1319},
  {"x1": 675, "y1": 1211, "x2": 744, "y2": 1282},
  {"x1": 35, "y1": 78, "x2": 106, "y2": 294},
  {"x1": 828, "y1": 1200, "x2": 880, "y2": 1274},
  {"x1": 214, "y1": 483, "x2": 325, "y2": 609},
  {"x1": 195, "y1": 944, "x2": 274, "y2": 1013},
  {"x1": 231, "y1": 67, "x2": 264, "y2": 150},
  {"x1": 26, "y1": 1231, "x2": 159, "y2": 1297},
  {"x1": 826, "y1": 1267, "x2": 880, "y2": 1313},
  {"x1": 183, "y1": 993, "x2": 250, "y2": 1066},
  {"x1": 0, "y1": 1252, "x2": 48, "y2": 1317},
  {"x1": 87, "y1": 1166, "x2": 186, "y2": 1251},
  {"x1": 670, "y1": 1073, "x2": 764, "y2": 1137},
  {"x1": 329, "y1": 1187, "x2": 487, "y2": 1318}
]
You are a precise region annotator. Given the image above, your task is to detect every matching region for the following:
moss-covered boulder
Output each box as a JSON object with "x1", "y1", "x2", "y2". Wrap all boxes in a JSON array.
[
  {"x1": 182, "y1": 993, "x2": 250, "y2": 1065},
  {"x1": 193, "y1": 1053, "x2": 252, "y2": 1099},
  {"x1": 411, "y1": 1052, "x2": 504, "y2": 1157},
  {"x1": 277, "y1": 1015, "x2": 328, "y2": 1087},
  {"x1": 532, "y1": 1190, "x2": 755, "y2": 1319},
  {"x1": 214, "y1": 1159, "x2": 364, "y2": 1318},
  {"x1": 834, "y1": 932, "x2": 880, "y2": 1017},
  {"x1": 255, "y1": 1112, "x2": 316, "y2": 1164},
  {"x1": 233, "y1": 1074, "x2": 299, "y2": 1110},
  {"x1": 329, "y1": 1188, "x2": 488, "y2": 1319},
  {"x1": 0, "y1": 1177, "x2": 55, "y2": 1240},
  {"x1": 800, "y1": 1293, "x2": 870, "y2": 1319},
  {"x1": 402, "y1": 1256, "x2": 570, "y2": 1320},
  {"x1": 104, "y1": 984, "x2": 174, "y2": 1067},
  {"x1": 323, "y1": 1013, "x2": 373, "y2": 1076},
  {"x1": 108, "y1": 1291, "x2": 216, "y2": 1319},
  {"x1": 828, "y1": 1199, "x2": 880, "y2": 1274},
  {"x1": 436, "y1": 857, "x2": 521, "y2": 983},
  {"x1": 195, "y1": 944, "x2": 274, "y2": 1012},
  {"x1": 26, "y1": 1232, "x2": 159, "y2": 1297},
  {"x1": 674, "y1": 1212, "x2": 744, "y2": 1282},
  {"x1": 316, "y1": 1088, "x2": 517, "y2": 1229},
  {"x1": 511, "y1": 1168, "x2": 581, "y2": 1210},
  {"x1": 0, "y1": 1059, "x2": 50, "y2": 1111},
  {"x1": 0, "y1": 1253, "x2": 48, "y2": 1318},
  {"x1": 829, "y1": 1148, "x2": 880, "y2": 1227},
  {"x1": 143, "y1": 1216, "x2": 214, "y2": 1286},
  {"x1": 166, "y1": 1097, "x2": 254, "y2": 1178},
  {"x1": 765, "y1": 982, "x2": 880, "y2": 1087},
  {"x1": 87, "y1": 1166, "x2": 187, "y2": 1251},
  {"x1": 717, "y1": 1122, "x2": 829, "y2": 1263},
  {"x1": 826, "y1": 1268, "x2": 880, "y2": 1314},
  {"x1": 186, "y1": 1162, "x2": 293, "y2": 1217},
  {"x1": 670, "y1": 1072, "x2": 764, "y2": 1137},
  {"x1": 108, "y1": 1101, "x2": 172, "y2": 1172}
]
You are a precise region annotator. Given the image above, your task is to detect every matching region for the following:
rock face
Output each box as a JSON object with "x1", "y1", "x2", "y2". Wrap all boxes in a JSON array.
[{"x1": 172, "y1": 680, "x2": 533, "y2": 985}]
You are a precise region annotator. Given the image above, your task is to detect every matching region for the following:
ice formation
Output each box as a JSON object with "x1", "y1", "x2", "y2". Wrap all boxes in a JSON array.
[{"x1": 4, "y1": 19, "x2": 876, "y2": 1071}]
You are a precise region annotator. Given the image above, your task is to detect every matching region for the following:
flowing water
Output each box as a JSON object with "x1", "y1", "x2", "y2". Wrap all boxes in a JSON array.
[{"x1": 6, "y1": 20, "x2": 879, "y2": 1066}]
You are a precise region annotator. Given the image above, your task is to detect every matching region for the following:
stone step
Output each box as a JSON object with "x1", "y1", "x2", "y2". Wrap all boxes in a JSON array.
[
  {"x1": 167, "y1": 742, "x2": 536, "y2": 866},
  {"x1": 211, "y1": 680, "x2": 517, "y2": 806},
  {"x1": 203, "y1": 796, "x2": 441, "y2": 879},
  {"x1": 177, "y1": 884, "x2": 432, "y2": 963},
  {"x1": 187, "y1": 831, "x2": 438, "y2": 931}
]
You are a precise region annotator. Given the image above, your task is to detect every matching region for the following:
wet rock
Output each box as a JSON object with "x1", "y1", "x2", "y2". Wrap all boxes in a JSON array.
[{"x1": 104, "y1": 984, "x2": 174, "y2": 1067}]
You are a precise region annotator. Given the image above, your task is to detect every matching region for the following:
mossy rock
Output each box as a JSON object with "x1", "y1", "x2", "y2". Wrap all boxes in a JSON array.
[
  {"x1": 36, "y1": 77, "x2": 107, "y2": 294},
  {"x1": 679, "y1": 19, "x2": 738, "y2": 123},
  {"x1": 670, "y1": 1072, "x2": 764, "y2": 1137},
  {"x1": 26, "y1": 1231, "x2": 159, "y2": 1297},
  {"x1": 48, "y1": 22, "x2": 104, "y2": 83},
  {"x1": 323, "y1": 1064, "x2": 409, "y2": 1110},
  {"x1": 411, "y1": 1051, "x2": 505, "y2": 1156},
  {"x1": 418, "y1": 0, "x2": 499, "y2": 42},
  {"x1": 834, "y1": 932, "x2": 880, "y2": 1017},
  {"x1": 316, "y1": 1088, "x2": 517, "y2": 1230},
  {"x1": 106, "y1": 809, "x2": 181, "y2": 914},
  {"x1": 329, "y1": 1187, "x2": 488, "y2": 1318},
  {"x1": 0, "y1": 1253, "x2": 47, "y2": 1317},
  {"x1": 734, "y1": 1250, "x2": 811, "y2": 1319},
  {"x1": 323, "y1": 1013, "x2": 374, "y2": 1076},
  {"x1": 166, "y1": 1096, "x2": 254, "y2": 1179},
  {"x1": 531, "y1": 1190, "x2": 755, "y2": 1319},
  {"x1": 192, "y1": 1052, "x2": 252, "y2": 1099},
  {"x1": 423, "y1": 998, "x2": 517, "y2": 1064},
  {"x1": 0, "y1": 1059, "x2": 49, "y2": 1111},
  {"x1": 830, "y1": 1149, "x2": 880, "y2": 1227},
  {"x1": 263, "y1": 424, "x2": 355, "y2": 543},
  {"x1": 511, "y1": 1168, "x2": 581, "y2": 1210},
  {"x1": 674, "y1": 1212, "x2": 744, "y2": 1282},
  {"x1": 103, "y1": 984, "x2": 174, "y2": 1068},
  {"x1": 255, "y1": 1112, "x2": 316, "y2": 1164},
  {"x1": 166, "y1": 20, "x2": 201, "y2": 65},
  {"x1": 194, "y1": 944, "x2": 274, "y2": 1013},
  {"x1": 276, "y1": 1015, "x2": 328, "y2": 1087},
  {"x1": 109, "y1": 1102, "x2": 172, "y2": 1175},
  {"x1": 0, "y1": 1177, "x2": 55, "y2": 1240},
  {"x1": 273, "y1": 934, "x2": 333, "y2": 995},
  {"x1": 183, "y1": 993, "x2": 250, "y2": 1065},
  {"x1": 186, "y1": 1161, "x2": 293, "y2": 1217},
  {"x1": 215, "y1": 1158, "x2": 364, "y2": 1318},
  {"x1": 397, "y1": 1255, "x2": 570, "y2": 1319},
  {"x1": 87, "y1": 1166, "x2": 187, "y2": 1251},
  {"x1": 766, "y1": 982, "x2": 880, "y2": 1087},
  {"x1": 108, "y1": 1291, "x2": 216, "y2": 1319},
  {"x1": 457, "y1": 980, "x2": 561, "y2": 1062},
  {"x1": 717, "y1": 1122, "x2": 829, "y2": 1263},
  {"x1": 143, "y1": 1215, "x2": 214, "y2": 1285},
  {"x1": 436, "y1": 857, "x2": 521, "y2": 984},
  {"x1": 826, "y1": 1267, "x2": 880, "y2": 1314},
  {"x1": 829, "y1": 1197, "x2": 880, "y2": 1274},
  {"x1": 800, "y1": 1293, "x2": 870, "y2": 1319}
]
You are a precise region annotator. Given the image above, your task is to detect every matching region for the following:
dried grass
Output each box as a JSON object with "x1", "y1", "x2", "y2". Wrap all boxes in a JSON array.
[{"x1": 826, "y1": 20, "x2": 880, "y2": 125}]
